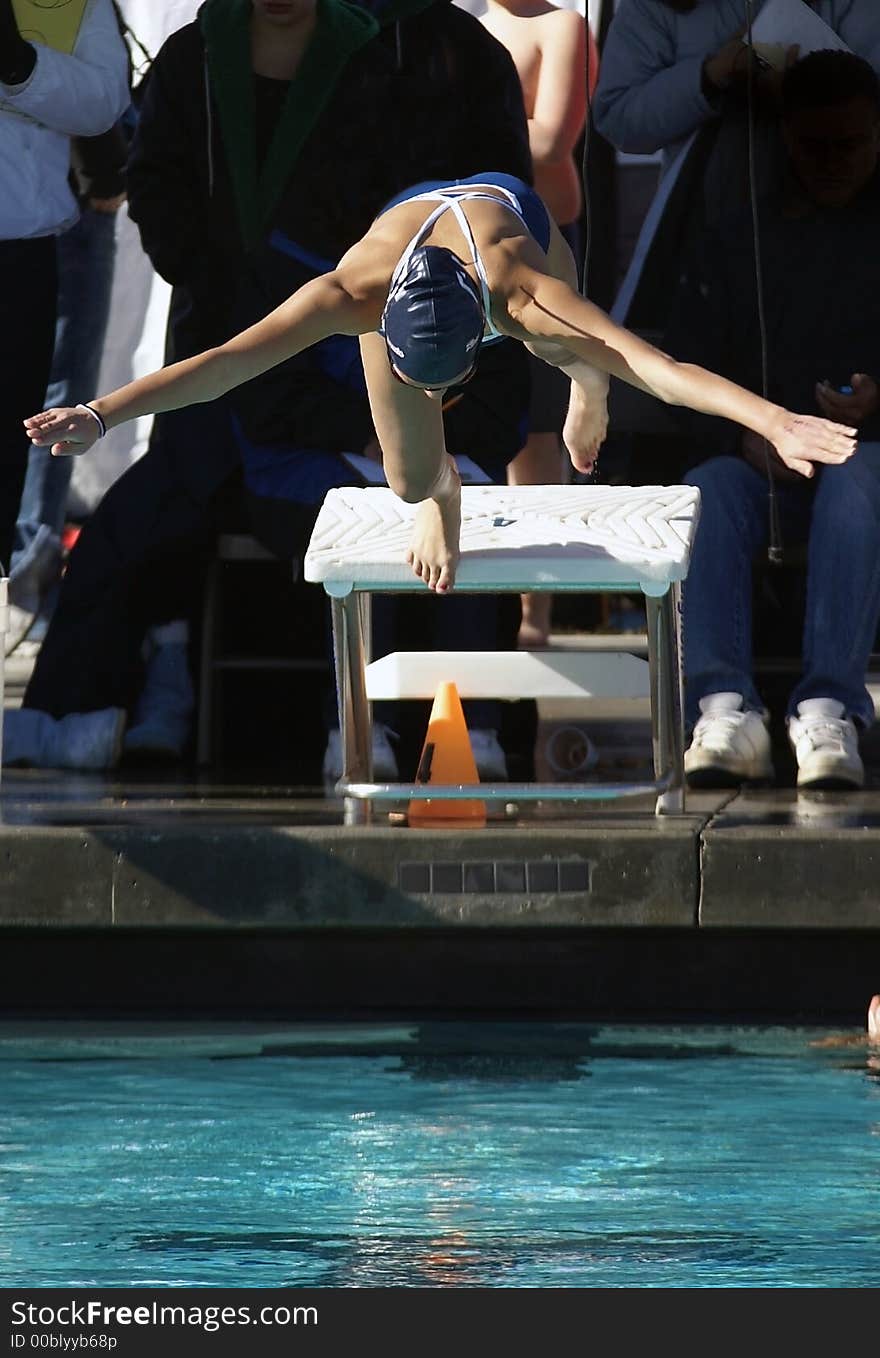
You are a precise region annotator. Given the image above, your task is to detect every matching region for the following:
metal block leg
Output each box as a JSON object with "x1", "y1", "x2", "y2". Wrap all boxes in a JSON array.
[
  {"x1": 330, "y1": 590, "x2": 372, "y2": 825},
  {"x1": 645, "y1": 584, "x2": 685, "y2": 815}
]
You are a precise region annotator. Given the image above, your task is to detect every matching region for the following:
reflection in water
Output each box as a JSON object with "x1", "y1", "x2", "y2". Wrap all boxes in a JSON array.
[
  {"x1": 399, "y1": 1053, "x2": 590, "y2": 1083},
  {"x1": 394, "y1": 1022, "x2": 745, "y2": 1084},
  {"x1": 3, "y1": 1022, "x2": 880, "y2": 1287},
  {"x1": 130, "y1": 1224, "x2": 780, "y2": 1288}
]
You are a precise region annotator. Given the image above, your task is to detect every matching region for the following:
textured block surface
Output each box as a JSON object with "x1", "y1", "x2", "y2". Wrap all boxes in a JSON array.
[{"x1": 304, "y1": 485, "x2": 701, "y2": 591}]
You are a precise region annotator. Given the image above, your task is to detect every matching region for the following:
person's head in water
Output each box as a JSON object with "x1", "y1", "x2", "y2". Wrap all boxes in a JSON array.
[{"x1": 382, "y1": 246, "x2": 484, "y2": 394}]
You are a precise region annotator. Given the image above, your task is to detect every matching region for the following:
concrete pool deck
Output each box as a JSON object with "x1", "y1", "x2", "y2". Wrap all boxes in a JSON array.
[{"x1": 3, "y1": 643, "x2": 880, "y2": 1024}]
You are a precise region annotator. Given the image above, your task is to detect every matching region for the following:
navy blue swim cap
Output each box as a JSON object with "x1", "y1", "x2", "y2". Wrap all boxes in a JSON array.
[{"x1": 382, "y1": 246, "x2": 484, "y2": 387}]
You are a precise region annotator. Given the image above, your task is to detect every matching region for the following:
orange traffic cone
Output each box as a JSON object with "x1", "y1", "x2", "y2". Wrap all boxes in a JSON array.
[{"x1": 408, "y1": 681, "x2": 486, "y2": 828}]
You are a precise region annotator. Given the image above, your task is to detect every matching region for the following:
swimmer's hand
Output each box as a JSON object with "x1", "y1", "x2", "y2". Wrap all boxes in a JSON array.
[
  {"x1": 24, "y1": 406, "x2": 101, "y2": 457},
  {"x1": 767, "y1": 409, "x2": 857, "y2": 479}
]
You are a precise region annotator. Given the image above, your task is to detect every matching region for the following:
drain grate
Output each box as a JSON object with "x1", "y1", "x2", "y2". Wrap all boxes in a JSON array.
[{"x1": 398, "y1": 859, "x2": 591, "y2": 895}]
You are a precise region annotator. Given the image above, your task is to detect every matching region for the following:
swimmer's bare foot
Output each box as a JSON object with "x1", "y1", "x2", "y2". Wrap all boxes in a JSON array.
[
  {"x1": 563, "y1": 388, "x2": 608, "y2": 476},
  {"x1": 405, "y1": 459, "x2": 461, "y2": 592}
]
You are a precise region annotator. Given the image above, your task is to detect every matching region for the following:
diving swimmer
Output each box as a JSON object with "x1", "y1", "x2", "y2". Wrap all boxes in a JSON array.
[{"x1": 25, "y1": 172, "x2": 858, "y2": 593}]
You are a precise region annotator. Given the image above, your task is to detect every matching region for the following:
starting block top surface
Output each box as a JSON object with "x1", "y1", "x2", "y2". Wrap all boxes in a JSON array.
[{"x1": 304, "y1": 484, "x2": 701, "y2": 593}]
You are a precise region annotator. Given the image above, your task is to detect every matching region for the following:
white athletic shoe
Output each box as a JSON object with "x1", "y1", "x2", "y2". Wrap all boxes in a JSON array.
[
  {"x1": 684, "y1": 692, "x2": 774, "y2": 786},
  {"x1": 122, "y1": 623, "x2": 194, "y2": 762},
  {"x1": 787, "y1": 699, "x2": 864, "y2": 790},
  {"x1": 469, "y1": 728, "x2": 508, "y2": 780},
  {"x1": 322, "y1": 722, "x2": 399, "y2": 786},
  {"x1": 2, "y1": 706, "x2": 126, "y2": 771}
]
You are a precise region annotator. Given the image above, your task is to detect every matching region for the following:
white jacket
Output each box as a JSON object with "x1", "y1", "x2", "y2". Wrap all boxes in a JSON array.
[{"x1": 0, "y1": 0, "x2": 130, "y2": 240}]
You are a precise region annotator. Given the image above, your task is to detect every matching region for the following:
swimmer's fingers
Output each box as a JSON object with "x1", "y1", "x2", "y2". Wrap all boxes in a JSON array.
[
  {"x1": 24, "y1": 407, "x2": 98, "y2": 455},
  {"x1": 803, "y1": 416, "x2": 858, "y2": 460},
  {"x1": 52, "y1": 439, "x2": 92, "y2": 458},
  {"x1": 771, "y1": 413, "x2": 857, "y2": 472}
]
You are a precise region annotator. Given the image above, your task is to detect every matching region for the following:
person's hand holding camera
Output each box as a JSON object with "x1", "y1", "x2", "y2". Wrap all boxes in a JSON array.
[
  {"x1": 702, "y1": 28, "x2": 798, "y2": 107},
  {"x1": 701, "y1": 29, "x2": 750, "y2": 95},
  {"x1": 816, "y1": 373, "x2": 879, "y2": 429}
]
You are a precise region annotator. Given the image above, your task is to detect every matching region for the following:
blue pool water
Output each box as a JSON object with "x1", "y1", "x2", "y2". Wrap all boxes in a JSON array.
[{"x1": 1, "y1": 1022, "x2": 878, "y2": 1288}]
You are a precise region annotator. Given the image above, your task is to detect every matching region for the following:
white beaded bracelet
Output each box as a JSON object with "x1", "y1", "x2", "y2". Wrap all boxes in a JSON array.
[{"x1": 76, "y1": 402, "x2": 107, "y2": 439}]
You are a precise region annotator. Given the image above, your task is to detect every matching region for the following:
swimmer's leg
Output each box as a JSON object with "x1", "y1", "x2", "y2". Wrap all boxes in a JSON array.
[{"x1": 360, "y1": 331, "x2": 461, "y2": 591}]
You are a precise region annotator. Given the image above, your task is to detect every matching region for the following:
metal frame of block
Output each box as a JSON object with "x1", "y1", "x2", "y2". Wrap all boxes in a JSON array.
[
  {"x1": 306, "y1": 485, "x2": 697, "y2": 823},
  {"x1": 325, "y1": 579, "x2": 684, "y2": 823}
]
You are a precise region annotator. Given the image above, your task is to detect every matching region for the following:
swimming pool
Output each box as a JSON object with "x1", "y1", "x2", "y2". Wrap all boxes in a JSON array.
[{"x1": 1, "y1": 1022, "x2": 877, "y2": 1287}]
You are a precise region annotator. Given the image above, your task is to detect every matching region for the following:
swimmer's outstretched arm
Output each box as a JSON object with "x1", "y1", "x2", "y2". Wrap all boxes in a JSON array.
[
  {"x1": 519, "y1": 220, "x2": 609, "y2": 403},
  {"x1": 25, "y1": 269, "x2": 382, "y2": 456},
  {"x1": 509, "y1": 268, "x2": 858, "y2": 479}
]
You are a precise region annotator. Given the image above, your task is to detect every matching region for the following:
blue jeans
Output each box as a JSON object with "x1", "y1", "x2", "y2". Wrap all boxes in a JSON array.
[
  {"x1": 682, "y1": 447, "x2": 880, "y2": 731},
  {"x1": 12, "y1": 207, "x2": 118, "y2": 581}
]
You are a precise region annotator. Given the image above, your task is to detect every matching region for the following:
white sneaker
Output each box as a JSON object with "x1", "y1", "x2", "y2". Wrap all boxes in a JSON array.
[
  {"x1": 469, "y1": 728, "x2": 508, "y2": 780},
  {"x1": 684, "y1": 692, "x2": 774, "y2": 786},
  {"x1": 787, "y1": 699, "x2": 864, "y2": 790},
  {"x1": 322, "y1": 722, "x2": 399, "y2": 785},
  {"x1": 2, "y1": 706, "x2": 126, "y2": 771},
  {"x1": 122, "y1": 623, "x2": 194, "y2": 761}
]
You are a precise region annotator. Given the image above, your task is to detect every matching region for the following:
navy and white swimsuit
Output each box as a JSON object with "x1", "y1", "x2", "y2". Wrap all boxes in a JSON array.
[
  {"x1": 379, "y1": 172, "x2": 552, "y2": 348},
  {"x1": 241, "y1": 174, "x2": 545, "y2": 506}
]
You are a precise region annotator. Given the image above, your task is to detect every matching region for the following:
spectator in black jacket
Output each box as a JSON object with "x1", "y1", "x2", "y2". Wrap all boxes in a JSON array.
[{"x1": 7, "y1": 0, "x2": 533, "y2": 776}]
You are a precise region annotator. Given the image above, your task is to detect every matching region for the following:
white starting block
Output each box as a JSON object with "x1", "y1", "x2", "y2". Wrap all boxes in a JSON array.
[{"x1": 304, "y1": 484, "x2": 701, "y2": 821}]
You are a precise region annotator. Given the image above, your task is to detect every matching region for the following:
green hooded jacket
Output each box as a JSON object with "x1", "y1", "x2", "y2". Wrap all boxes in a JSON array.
[{"x1": 199, "y1": 0, "x2": 435, "y2": 249}]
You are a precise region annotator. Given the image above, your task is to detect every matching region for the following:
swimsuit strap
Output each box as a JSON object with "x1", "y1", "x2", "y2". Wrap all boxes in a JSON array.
[
  {"x1": 389, "y1": 185, "x2": 526, "y2": 340},
  {"x1": 405, "y1": 181, "x2": 525, "y2": 220},
  {"x1": 444, "y1": 198, "x2": 500, "y2": 341},
  {"x1": 388, "y1": 199, "x2": 457, "y2": 294}
]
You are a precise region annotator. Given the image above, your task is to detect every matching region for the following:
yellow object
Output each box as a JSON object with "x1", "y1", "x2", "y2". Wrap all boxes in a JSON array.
[
  {"x1": 12, "y1": 0, "x2": 89, "y2": 55},
  {"x1": 408, "y1": 681, "x2": 486, "y2": 828}
]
